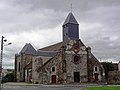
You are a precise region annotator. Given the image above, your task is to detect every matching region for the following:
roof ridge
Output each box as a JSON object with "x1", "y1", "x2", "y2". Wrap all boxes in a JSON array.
[{"x1": 63, "y1": 12, "x2": 78, "y2": 25}]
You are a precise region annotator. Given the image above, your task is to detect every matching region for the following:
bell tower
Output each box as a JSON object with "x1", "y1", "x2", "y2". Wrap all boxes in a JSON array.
[{"x1": 63, "y1": 12, "x2": 79, "y2": 45}]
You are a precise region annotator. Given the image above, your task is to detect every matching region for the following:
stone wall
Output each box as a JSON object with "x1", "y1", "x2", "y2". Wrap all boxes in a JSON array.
[
  {"x1": 16, "y1": 55, "x2": 21, "y2": 82},
  {"x1": 32, "y1": 56, "x2": 43, "y2": 83},
  {"x1": 87, "y1": 50, "x2": 105, "y2": 82},
  {"x1": 64, "y1": 40, "x2": 88, "y2": 83},
  {"x1": 65, "y1": 50, "x2": 88, "y2": 83},
  {"x1": 34, "y1": 52, "x2": 63, "y2": 84},
  {"x1": 31, "y1": 40, "x2": 105, "y2": 84},
  {"x1": 15, "y1": 54, "x2": 33, "y2": 82},
  {"x1": 108, "y1": 71, "x2": 120, "y2": 84}
]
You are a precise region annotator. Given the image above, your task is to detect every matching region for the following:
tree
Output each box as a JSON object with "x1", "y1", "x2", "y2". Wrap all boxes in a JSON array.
[
  {"x1": 2, "y1": 72, "x2": 14, "y2": 82},
  {"x1": 101, "y1": 62, "x2": 114, "y2": 80}
]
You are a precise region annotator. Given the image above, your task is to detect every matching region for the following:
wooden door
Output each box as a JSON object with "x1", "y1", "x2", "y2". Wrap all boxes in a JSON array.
[
  {"x1": 94, "y1": 73, "x2": 99, "y2": 81},
  {"x1": 51, "y1": 75, "x2": 56, "y2": 83},
  {"x1": 74, "y1": 72, "x2": 80, "y2": 82}
]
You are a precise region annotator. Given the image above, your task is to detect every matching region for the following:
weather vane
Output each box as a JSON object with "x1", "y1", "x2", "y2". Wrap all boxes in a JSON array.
[{"x1": 70, "y1": 3, "x2": 72, "y2": 12}]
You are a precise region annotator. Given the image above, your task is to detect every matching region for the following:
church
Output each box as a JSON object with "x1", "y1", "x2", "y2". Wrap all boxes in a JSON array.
[{"x1": 14, "y1": 12, "x2": 105, "y2": 84}]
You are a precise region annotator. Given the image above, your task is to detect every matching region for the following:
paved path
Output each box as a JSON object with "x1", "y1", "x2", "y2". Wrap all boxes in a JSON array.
[{"x1": 2, "y1": 82, "x2": 87, "y2": 90}]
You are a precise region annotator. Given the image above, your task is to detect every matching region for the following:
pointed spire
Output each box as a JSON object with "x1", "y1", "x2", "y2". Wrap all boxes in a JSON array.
[{"x1": 63, "y1": 12, "x2": 78, "y2": 25}]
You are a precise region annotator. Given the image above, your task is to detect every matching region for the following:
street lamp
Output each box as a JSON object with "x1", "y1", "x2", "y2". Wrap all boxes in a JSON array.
[{"x1": 0, "y1": 36, "x2": 11, "y2": 90}]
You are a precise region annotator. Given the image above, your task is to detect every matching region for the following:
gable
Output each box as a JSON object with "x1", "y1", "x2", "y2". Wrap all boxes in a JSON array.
[{"x1": 36, "y1": 52, "x2": 61, "y2": 72}]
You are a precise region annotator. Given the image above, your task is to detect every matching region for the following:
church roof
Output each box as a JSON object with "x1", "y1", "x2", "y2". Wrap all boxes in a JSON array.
[
  {"x1": 63, "y1": 12, "x2": 78, "y2": 25},
  {"x1": 20, "y1": 43, "x2": 37, "y2": 55},
  {"x1": 38, "y1": 39, "x2": 85, "y2": 52},
  {"x1": 37, "y1": 39, "x2": 85, "y2": 57},
  {"x1": 39, "y1": 42, "x2": 63, "y2": 51},
  {"x1": 35, "y1": 50, "x2": 58, "y2": 57}
]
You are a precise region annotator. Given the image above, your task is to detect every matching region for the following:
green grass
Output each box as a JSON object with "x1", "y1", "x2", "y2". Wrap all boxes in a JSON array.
[{"x1": 85, "y1": 86, "x2": 120, "y2": 90}]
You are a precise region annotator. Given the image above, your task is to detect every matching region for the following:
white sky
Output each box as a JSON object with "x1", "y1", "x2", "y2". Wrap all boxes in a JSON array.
[{"x1": 0, "y1": 0, "x2": 120, "y2": 69}]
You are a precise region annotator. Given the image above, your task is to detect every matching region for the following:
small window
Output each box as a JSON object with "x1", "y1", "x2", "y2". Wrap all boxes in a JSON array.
[
  {"x1": 95, "y1": 67, "x2": 97, "y2": 71},
  {"x1": 18, "y1": 62, "x2": 20, "y2": 72},
  {"x1": 52, "y1": 67, "x2": 55, "y2": 72}
]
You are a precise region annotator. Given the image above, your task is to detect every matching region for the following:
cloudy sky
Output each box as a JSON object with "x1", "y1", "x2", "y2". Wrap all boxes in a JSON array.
[{"x1": 0, "y1": 0, "x2": 120, "y2": 69}]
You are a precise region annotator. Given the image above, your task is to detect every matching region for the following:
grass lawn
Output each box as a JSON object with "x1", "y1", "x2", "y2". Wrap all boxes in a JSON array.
[{"x1": 85, "y1": 86, "x2": 120, "y2": 90}]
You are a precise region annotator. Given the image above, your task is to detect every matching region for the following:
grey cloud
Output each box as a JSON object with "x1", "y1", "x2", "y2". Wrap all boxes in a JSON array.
[
  {"x1": 78, "y1": 2, "x2": 120, "y2": 61},
  {"x1": 0, "y1": 0, "x2": 65, "y2": 34},
  {"x1": 3, "y1": 60, "x2": 14, "y2": 69}
]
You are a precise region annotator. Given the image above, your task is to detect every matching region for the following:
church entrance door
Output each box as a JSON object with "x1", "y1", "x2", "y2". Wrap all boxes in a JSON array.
[
  {"x1": 51, "y1": 75, "x2": 56, "y2": 83},
  {"x1": 74, "y1": 72, "x2": 80, "y2": 82},
  {"x1": 94, "y1": 73, "x2": 99, "y2": 81}
]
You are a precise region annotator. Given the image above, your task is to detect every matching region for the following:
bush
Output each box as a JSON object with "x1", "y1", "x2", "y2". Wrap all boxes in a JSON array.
[{"x1": 2, "y1": 72, "x2": 14, "y2": 82}]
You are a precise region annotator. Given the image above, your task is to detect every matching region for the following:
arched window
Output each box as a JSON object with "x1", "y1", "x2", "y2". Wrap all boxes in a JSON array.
[
  {"x1": 52, "y1": 67, "x2": 55, "y2": 72},
  {"x1": 74, "y1": 56, "x2": 80, "y2": 63},
  {"x1": 95, "y1": 67, "x2": 97, "y2": 71}
]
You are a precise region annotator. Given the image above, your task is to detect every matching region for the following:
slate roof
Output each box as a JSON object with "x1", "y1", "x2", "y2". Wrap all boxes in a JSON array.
[
  {"x1": 63, "y1": 12, "x2": 78, "y2": 25},
  {"x1": 19, "y1": 43, "x2": 37, "y2": 55},
  {"x1": 35, "y1": 50, "x2": 58, "y2": 57},
  {"x1": 39, "y1": 42, "x2": 63, "y2": 51},
  {"x1": 38, "y1": 39, "x2": 85, "y2": 51},
  {"x1": 37, "y1": 39, "x2": 85, "y2": 57}
]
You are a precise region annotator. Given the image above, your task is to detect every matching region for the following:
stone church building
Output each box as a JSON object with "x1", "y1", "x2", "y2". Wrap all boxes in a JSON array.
[{"x1": 14, "y1": 12, "x2": 105, "y2": 84}]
